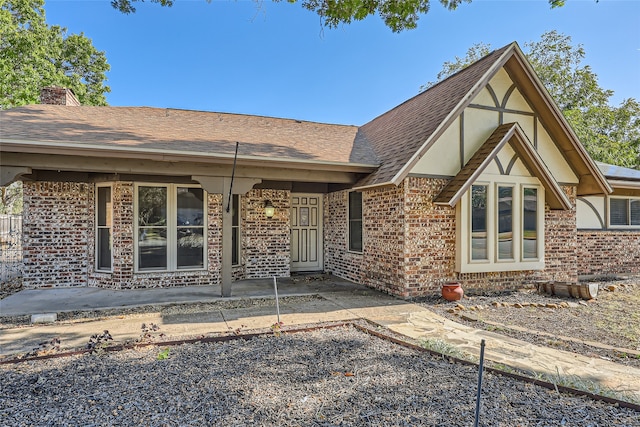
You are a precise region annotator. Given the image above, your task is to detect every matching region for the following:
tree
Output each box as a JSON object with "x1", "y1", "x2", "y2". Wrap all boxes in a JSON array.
[
  {"x1": 422, "y1": 31, "x2": 640, "y2": 169},
  {"x1": 109, "y1": 0, "x2": 565, "y2": 33},
  {"x1": 0, "y1": 0, "x2": 111, "y2": 109},
  {"x1": 0, "y1": 0, "x2": 112, "y2": 214}
]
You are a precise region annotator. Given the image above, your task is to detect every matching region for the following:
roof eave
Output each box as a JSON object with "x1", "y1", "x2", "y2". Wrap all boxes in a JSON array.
[{"x1": 0, "y1": 138, "x2": 379, "y2": 174}]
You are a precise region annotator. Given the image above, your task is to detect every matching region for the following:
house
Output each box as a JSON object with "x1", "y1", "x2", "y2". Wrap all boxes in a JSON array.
[{"x1": 1, "y1": 42, "x2": 638, "y2": 298}]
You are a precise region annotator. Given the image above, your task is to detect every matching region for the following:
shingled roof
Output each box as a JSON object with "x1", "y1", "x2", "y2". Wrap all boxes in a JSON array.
[
  {"x1": 355, "y1": 44, "x2": 513, "y2": 187},
  {"x1": 0, "y1": 105, "x2": 378, "y2": 167}
]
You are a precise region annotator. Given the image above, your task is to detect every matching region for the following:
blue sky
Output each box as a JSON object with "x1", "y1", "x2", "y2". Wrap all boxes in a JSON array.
[{"x1": 45, "y1": 0, "x2": 640, "y2": 125}]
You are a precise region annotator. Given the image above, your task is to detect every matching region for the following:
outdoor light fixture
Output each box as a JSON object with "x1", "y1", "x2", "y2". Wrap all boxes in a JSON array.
[{"x1": 264, "y1": 200, "x2": 275, "y2": 218}]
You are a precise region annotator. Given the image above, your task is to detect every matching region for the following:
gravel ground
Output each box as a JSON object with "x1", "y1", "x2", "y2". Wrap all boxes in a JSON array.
[
  {"x1": 1, "y1": 325, "x2": 638, "y2": 427},
  {"x1": 420, "y1": 278, "x2": 640, "y2": 369}
]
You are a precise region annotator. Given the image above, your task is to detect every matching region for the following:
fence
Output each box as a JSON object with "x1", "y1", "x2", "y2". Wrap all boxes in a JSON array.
[{"x1": 0, "y1": 214, "x2": 23, "y2": 282}]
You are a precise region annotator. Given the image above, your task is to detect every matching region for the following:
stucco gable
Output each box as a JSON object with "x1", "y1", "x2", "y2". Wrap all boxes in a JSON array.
[
  {"x1": 367, "y1": 43, "x2": 610, "y2": 198},
  {"x1": 434, "y1": 123, "x2": 571, "y2": 210}
]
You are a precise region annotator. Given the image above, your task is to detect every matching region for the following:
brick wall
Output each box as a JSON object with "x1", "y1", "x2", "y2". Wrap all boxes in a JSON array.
[
  {"x1": 23, "y1": 182, "x2": 91, "y2": 288},
  {"x1": 323, "y1": 191, "x2": 363, "y2": 283},
  {"x1": 539, "y1": 186, "x2": 578, "y2": 283},
  {"x1": 577, "y1": 230, "x2": 640, "y2": 276},
  {"x1": 361, "y1": 185, "x2": 406, "y2": 295},
  {"x1": 241, "y1": 189, "x2": 290, "y2": 279},
  {"x1": 403, "y1": 177, "x2": 456, "y2": 296}
]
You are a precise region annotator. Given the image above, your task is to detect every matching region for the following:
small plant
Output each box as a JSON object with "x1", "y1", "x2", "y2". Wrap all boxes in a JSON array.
[
  {"x1": 271, "y1": 321, "x2": 284, "y2": 337},
  {"x1": 228, "y1": 324, "x2": 247, "y2": 336},
  {"x1": 157, "y1": 348, "x2": 170, "y2": 360},
  {"x1": 23, "y1": 337, "x2": 61, "y2": 358},
  {"x1": 419, "y1": 337, "x2": 472, "y2": 360},
  {"x1": 86, "y1": 330, "x2": 113, "y2": 355},
  {"x1": 139, "y1": 323, "x2": 164, "y2": 343}
]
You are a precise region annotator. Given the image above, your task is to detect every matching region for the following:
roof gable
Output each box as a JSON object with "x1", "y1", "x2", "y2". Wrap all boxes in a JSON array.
[
  {"x1": 434, "y1": 123, "x2": 571, "y2": 210},
  {"x1": 356, "y1": 42, "x2": 611, "y2": 197},
  {"x1": 355, "y1": 44, "x2": 512, "y2": 188}
]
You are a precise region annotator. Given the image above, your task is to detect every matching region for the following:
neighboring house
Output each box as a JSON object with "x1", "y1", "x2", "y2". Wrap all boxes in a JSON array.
[{"x1": 1, "y1": 42, "x2": 636, "y2": 297}]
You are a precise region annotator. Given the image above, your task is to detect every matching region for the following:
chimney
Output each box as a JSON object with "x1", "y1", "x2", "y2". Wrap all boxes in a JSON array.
[{"x1": 40, "y1": 86, "x2": 81, "y2": 106}]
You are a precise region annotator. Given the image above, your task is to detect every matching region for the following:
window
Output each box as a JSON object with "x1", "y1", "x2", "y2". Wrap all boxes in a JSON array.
[
  {"x1": 609, "y1": 197, "x2": 640, "y2": 227},
  {"x1": 458, "y1": 178, "x2": 544, "y2": 273},
  {"x1": 471, "y1": 185, "x2": 487, "y2": 260},
  {"x1": 497, "y1": 186, "x2": 514, "y2": 260},
  {"x1": 96, "y1": 185, "x2": 112, "y2": 271},
  {"x1": 522, "y1": 187, "x2": 538, "y2": 259},
  {"x1": 231, "y1": 194, "x2": 240, "y2": 266},
  {"x1": 348, "y1": 191, "x2": 363, "y2": 252},
  {"x1": 136, "y1": 184, "x2": 206, "y2": 272}
]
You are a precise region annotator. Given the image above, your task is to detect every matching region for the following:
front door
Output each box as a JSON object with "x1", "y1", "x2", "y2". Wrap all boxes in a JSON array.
[{"x1": 291, "y1": 194, "x2": 323, "y2": 272}]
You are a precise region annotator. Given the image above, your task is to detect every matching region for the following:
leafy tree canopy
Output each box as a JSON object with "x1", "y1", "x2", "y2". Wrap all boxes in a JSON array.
[
  {"x1": 110, "y1": 0, "x2": 564, "y2": 33},
  {"x1": 422, "y1": 31, "x2": 640, "y2": 169},
  {"x1": 0, "y1": 0, "x2": 111, "y2": 109}
]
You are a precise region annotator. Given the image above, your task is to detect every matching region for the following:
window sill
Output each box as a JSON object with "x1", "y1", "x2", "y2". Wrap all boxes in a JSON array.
[{"x1": 458, "y1": 260, "x2": 544, "y2": 274}]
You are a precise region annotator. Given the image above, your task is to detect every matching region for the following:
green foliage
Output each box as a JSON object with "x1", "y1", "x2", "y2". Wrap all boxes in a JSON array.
[
  {"x1": 0, "y1": 182, "x2": 23, "y2": 214},
  {"x1": 0, "y1": 0, "x2": 110, "y2": 109},
  {"x1": 423, "y1": 31, "x2": 640, "y2": 169},
  {"x1": 157, "y1": 348, "x2": 170, "y2": 360},
  {"x1": 110, "y1": 0, "x2": 563, "y2": 33},
  {"x1": 419, "y1": 42, "x2": 490, "y2": 91}
]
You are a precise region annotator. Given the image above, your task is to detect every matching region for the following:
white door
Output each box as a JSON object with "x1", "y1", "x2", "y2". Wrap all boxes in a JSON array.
[{"x1": 291, "y1": 194, "x2": 323, "y2": 272}]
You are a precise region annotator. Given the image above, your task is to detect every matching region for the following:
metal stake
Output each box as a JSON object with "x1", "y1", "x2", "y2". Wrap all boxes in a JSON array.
[
  {"x1": 273, "y1": 276, "x2": 280, "y2": 324},
  {"x1": 474, "y1": 339, "x2": 486, "y2": 427}
]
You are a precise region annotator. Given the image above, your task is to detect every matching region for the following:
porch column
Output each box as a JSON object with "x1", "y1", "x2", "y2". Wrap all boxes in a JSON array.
[{"x1": 193, "y1": 175, "x2": 261, "y2": 297}]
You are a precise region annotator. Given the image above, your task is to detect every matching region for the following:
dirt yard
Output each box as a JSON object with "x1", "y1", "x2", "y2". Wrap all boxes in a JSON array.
[{"x1": 422, "y1": 277, "x2": 640, "y2": 369}]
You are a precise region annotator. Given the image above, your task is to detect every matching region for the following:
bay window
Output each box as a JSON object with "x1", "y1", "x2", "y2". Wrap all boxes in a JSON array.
[
  {"x1": 136, "y1": 184, "x2": 206, "y2": 272},
  {"x1": 458, "y1": 178, "x2": 544, "y2": 273}
]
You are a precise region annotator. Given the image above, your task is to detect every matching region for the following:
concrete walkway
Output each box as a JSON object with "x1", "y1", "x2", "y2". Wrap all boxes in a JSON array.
[{"x1": 1, "y1": 276, "x2": 639, "y2": 402}]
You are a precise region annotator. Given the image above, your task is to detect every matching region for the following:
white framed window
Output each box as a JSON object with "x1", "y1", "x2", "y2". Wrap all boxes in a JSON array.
[
  {"x1": 608, "y1": 197, "x2": 640, "y2": 228},
  {"x1": 231, "y1": 194, "x2": 240, "y2": 266},
  {"x1": 348, "y1": 191, "x2": 363, "y2": 253},
  {"x1": 135, "y1": 184, "x2": 206, "y2": 272},
  {"x1": 458, "y1": 176, "x2": 544, "y2": 273},
  {"x1": 95, "y1": 184, "x2": 113, "y2": 272}
]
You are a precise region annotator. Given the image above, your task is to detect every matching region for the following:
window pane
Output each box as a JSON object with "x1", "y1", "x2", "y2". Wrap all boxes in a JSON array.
[
  {"x1": 139, "y1": 227, "x2": 167, "y2": 269},
  {"x1": 610, "y1": 199, "x2": 628, "y2": 226},
  {"x1": 232, "y1": 194, "x2": 240, "y2": 265},
  {"x1": 97, "y1": 228, "x2": 111, "y2": 270},
  {"x1": 232, "y1": 226, "x2": 239, "y2": 266},
  {"x1": 630, "y1": 200, "x2": 640, "y2": 226},
  {"x1": 177, "y1": 228, "x2": 204, "y2": 269},
  {"x1": 97, "y1": 187, "x2": 111, "y2": 227},
  {"x1": 498, "y1": 186, "x2": 513, "y2": 259},
  {"x1": 349, "y1": 192, "x2": 362, "y2": 220},
  {"x1": 349, "y1": 220, "x2": 363, "y2": 252},
  {"x1": 232, "y1": 194, "x2": 239, "y2": 227},
  {"x1": 523, "y1": 188, "x2": 538, "y2": 259},
  {"x1": 349, "y1": 192, "x2": 363, "y2": 252},
  {"x1": 471, "y1": 185, "x2": 487, "y2": 260},
  {"x1": 139, "y1": 187, "x2": 167, "y2": 226},
  {"x1": 177, "y1": 188, "x2": 204, "y2": 226}
]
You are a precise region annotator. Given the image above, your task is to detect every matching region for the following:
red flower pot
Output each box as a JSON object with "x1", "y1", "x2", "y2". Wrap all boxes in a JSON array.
[{"x1": 442, "y1": 282, "x2": 464, "y2": 301}]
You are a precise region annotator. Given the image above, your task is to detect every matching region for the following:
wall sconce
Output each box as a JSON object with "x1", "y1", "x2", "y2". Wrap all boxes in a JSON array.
[{"x1": 264, "y1": 200, "x2": 275, "y2": 218}]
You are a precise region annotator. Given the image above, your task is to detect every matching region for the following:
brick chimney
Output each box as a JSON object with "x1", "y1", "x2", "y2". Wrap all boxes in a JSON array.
[{"x1": 40, "y1": 86, "x2": 81, "y2": 106}]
